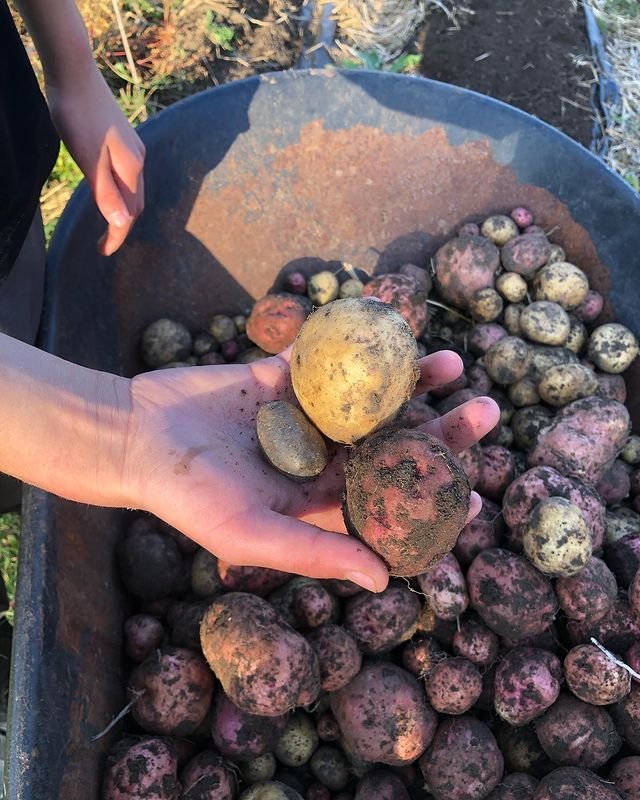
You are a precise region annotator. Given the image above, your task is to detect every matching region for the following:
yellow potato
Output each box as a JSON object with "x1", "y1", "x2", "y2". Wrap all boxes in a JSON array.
[{"x1": 291, "y1": 298, "x2": 420, "y2": 444}]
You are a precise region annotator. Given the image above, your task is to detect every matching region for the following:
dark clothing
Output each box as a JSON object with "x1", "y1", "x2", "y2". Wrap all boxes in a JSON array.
[{"x1": 0, "y1": 0, "x2": 59, "y2": 287}]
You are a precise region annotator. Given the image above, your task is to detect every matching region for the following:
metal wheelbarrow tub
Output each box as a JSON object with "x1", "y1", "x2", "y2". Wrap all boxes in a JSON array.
[{"x1": 7, "y1": 69, "x2": 640, "y2": 799}]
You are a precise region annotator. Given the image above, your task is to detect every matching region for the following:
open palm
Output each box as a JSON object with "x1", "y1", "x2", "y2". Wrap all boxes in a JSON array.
[{"x1": 122, "y1": 350, "x2": 499, "y2": 592}]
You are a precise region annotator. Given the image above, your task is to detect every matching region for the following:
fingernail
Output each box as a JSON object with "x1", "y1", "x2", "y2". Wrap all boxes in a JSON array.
[
  {"x1": 109, "y1": 211, "x2": 130, "y2": 229},
  {"x1": 344, "y1": 572, "x2": 378, "y2": 593}
]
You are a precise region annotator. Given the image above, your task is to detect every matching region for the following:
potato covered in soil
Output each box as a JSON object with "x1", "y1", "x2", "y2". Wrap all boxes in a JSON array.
[
  {"x1": 469, "y1": 323, "x2": 508, "y2": 355},
  {"x1": 555, "y1": 557, "x2": 617, "y2": 622},
  {"x1": 609, "y1": 757, "x2": 640, "y2": 800},
  {"x1": 330, "y1": 662, "x2": 438, "y2": 766},
  {"x1": 309, "y1": 746, "x2": 351, "y2": 792},
  {"x1": 420, "y1": 716, "x2": 504, "y2": 800},
  {"x1": 290, "y1": 298, "x2": 419, "y2": 444},
  {"x1": 246, "y1": 294, "x2": 310, "y2": 354},
  {"x1": 343, "y1": 427, "x2": 470, "y2": 576},
  {"x1": 476, "y1": 445, "x2": 517, "y2": 502},
  {"x1": 117, "y1": 530, "x2": 185, "y2": 601},
  {"x1": 563, "y1": 644, "x2": 631, "y2": 705},
  {"x1": 400, "y1": 635, "x2": 446, "y2": 677},
  {"x1": 140, "y1": 318, "x2": 192, "y2": 368},
  {"x1": 496, "y1": 272, "x2": 528, "y2": 303},
  {"x1": 211, "y1": 690, "x2": 288, "y2": 759},
  {"x1": 200, "y1": 593, "x2": 320, "y2": 716},
  {"x1": 127, "y1": 647, "x2": 215, "y2": 737},
  {"x1": 508, "y1": 378, "x2": 540, "y2": 408},
  {"x1": 354, "y1": 771, "x2": 410, "y2": 800},
  {"x1": 339, "y1": 278, "x2": 364, "y2": 298},
  {"x1": 501, "y1": 233, "x2": 552, "y2": 277},
  {"x1": 417, "y1": 553, "x2": 468, "y2": 622},
  {"x1": 454, "y1": 496, "x2": 504, "y2": 568},
  {"x1": 467, "y1": 549, "x2": 556, "y2": 640},
  {"x1": 485, "y1": 336, "x2": 531, "y2": 385},
  {"x1": 596, "y1": 371, "x2": 627, "y2": 403},
  {"x1": 452, "y1": 617, "x2": 500, "y2": 668},
  {"x1": 307, "y1": 271, "x2": 339, "y2": 306},
  {"x1": 566, "y1": 591, "x2": 640, "y2": 654},
  {"x1": 240, "y1": 755, "x2": 277, "y2": 786},
  {"x1": 537, "y1": 363, "x2": 598, "y2": 407},
  {"x1": 215, "y1": 562, "x2": 291, "y2": 597},
  {"x1": 535, "y1": 693, "x2": 622, "y2": 769},
  {"x1": 595, "y1": 458, "x2": 631, "y2": 505},
  {"x1": 124, "y1": 614, "x2": 165, "y2": 663},
  {"x1": 575, "y1": 289, "x2": 604, "y2": 322},
  {"x1": 469, "y1": 288, "x2": 504, "y2": 323},
  {"x1": 274, "y1": 711, "x2": 318, "y2": 767},
  {"x1": 523, "y1": 497, "x2": 592, "y2": 578},
  {"x1": 605, "y1": 533, "x2": 640, "y2": 587},
  {"x1": 612, "y1": 684, "x2": 640, "y2": 754},
  {"x1": 511, "y1": 407, "x2": 555, "y2": 451},
  {"x1": 270, "y1": 578, "x2": 337, "y2": 631},
  {"x1": 102, "y1": 737, "x2": 180, "y2": 800},
  {"x1": 588, "y1": 323, "x2": 639, "y2": 373},
  {"x1": 256, "y1": 401, "x2": 328, "y2": 481},
  {"x1": 362, "y1": 273, "x2": 428, "y2": 337},
  {"x1": 493, "y1": 647, "x2": 562, "y2": 726},
  {"x1": 434, "y1": 234, "x2": 500, "y2": 310},
  {"x1": 532, "y1": 262, "x2": 589, "y2": 310},
  {"x1": 342, "y1": 584, "x2": 421, "y2": 653},
  {"x1": 532, "y1": 768, "x2": 623, "y2": 800},
  {"x1": 519, "y1": 302, "x2": 570, "y2": 346},
  {"x1": 527, "y1": 396, "x2": 630, "y2": 485},
  {"x1": 485, "y1": 773, "x2": 538, "y2": 800},
  {"x1": 306, "y1": 624, "x2": 362, "y2": 691},
  {"x1": 424, "y1": 657, "x2": 483, "y2": 714},
  {"x1": 481, "y1": 214, "x2": 519, "y2": 245},
  {"x1": 631, "y1": 569, "x2": 640, "y2": 619},
  {"x1": 495, "y1": 723, "x2": 553, "y2": 778},
  {"x1": 239, "y1": 782, "x2": 303, "y2": 800},
  {"x1": 180, "y1": 752, "x2": 236, "y2": 800}
]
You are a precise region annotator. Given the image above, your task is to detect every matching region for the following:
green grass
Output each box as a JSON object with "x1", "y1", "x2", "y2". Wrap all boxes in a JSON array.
[
  {"x1": 0, "y1": 514, "x2": 20, "y2": 627},
  {"x1": 603, "y1": 0, "x2": 640, "y2": 18}
]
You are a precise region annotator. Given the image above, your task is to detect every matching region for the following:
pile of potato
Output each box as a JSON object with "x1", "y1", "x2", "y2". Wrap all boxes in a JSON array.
[{"x1": 105, "y1": 208, "x2": 640, "y2": 800}]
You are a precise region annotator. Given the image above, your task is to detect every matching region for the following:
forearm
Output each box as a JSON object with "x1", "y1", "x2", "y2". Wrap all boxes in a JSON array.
[
  {"x1": 13, "y1": 0, "x2": 96, "y2": 89},
  {"x1": 0, "y1": 334, "x2": 131, "y2": 507}
]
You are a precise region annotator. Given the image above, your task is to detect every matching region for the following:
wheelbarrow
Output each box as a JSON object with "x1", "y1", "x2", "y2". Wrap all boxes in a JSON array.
[{"x1": 6, "y1": 69, "x2": 640, "y2": 799}]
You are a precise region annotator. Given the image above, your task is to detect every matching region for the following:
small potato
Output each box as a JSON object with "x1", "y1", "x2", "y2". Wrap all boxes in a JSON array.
[
  {"x1": 508, "y1": 378, "x2": 540, "y2": 407},
  {"x1": 453, "y1": 496, "x2": 504, "y2": 568},
  {"x1": 588, "y1": 323, "x2": 640, "y2": 373},
  {"x1": 283, "y1": 272, "x2": 307, "y2": 295},
  {"x1": 309, "y1": 746, "x2": 351, "y2": 791},
  {"x1": 354, "y1": 772, "x2": 410, "y2": 800},
  {"x1": 343, "y1": 584, "x2": 421, "y2": 653},
  {"x1": 537, "y1": 363, "x2": 598, "y2": 407},
  {"x1": 596, "y1": 371, "x2": 627, "y2": 403},
  {"x1": 504, "y1": 303, "x2": 525, "y2": 336},
  {"x1": 239, "y1": 782, "x2": 303, "y2": 800},
  {"x1": 468, "y1": 323, "x2": 508, "y2": 355},
  {"x1": 211, "y1": 690, "x2": 287, "y2": 759},
  {"x1": 459, "y1": 222, "x2": 481, "y2": 236},
  {"x1": 496, "y1": 271, "x2": 528, "y2": 303},
  {"x1": 452, "y1": 617, "x2": 500, "y2": 668},
  {"x1": 467, "y1": 363, "x2": 493, "y2": 393},
  {"x1": 424, "y1": 657, "x2": 483, "y2": 715},
  {"x1": 575, "y1": 289, "x2": 604, "y2": 323},
  {"x1": 238, "y1": 347, "x2": 270, "y2": 363},
  {"x1": 117, "y1": 531, "x2": 185, "y2": 601},
  {"x1": 494, "y1": 647, "x2": 562, "y2": 726},
  {"x1": 193, "y1": 330, "x2": 218, "y2": 356},
  {"x1": 555, "y1": 557, "x2": 618, "y2": 622},
  {"x1": 274, "y1": 711, "x2": 318, "y2": 767},
  {"x1": 418, "y1": 553, "x2": 468, "y2": 622},
  {"x1": 546, "y1": 244, "x2": 566, "y2": 264},
  {"x1": 519, "y1": 301, "x2": 570, "y2": 346},
  {"x1": 523, "y1": 497, "x2": 591, "y2": 577},
  {"x1": 338, "y1": 278, "x2": 363, "y2": 298},
  {"x1": 510, "y1": 207, "x2": 534, "y2": 228},
  {"x1": 241, "y1": 754, "x2": 277, "y2": 785},
  {"x1": 124, "y1": 614, "x2": 165, "y2": 663},
  {"x1": 622, "y1": 434, "x2": 640, "y2": 465},
  {"x1": 401, "y1": 635, "x2": 447, "y2": 677},
  {"x1": 485, "y1": 336, "x2": 531, "y2": 385},
  {"x1": 482, "y1": 214, "x2": 519, "y2": 245},
  {"x1": 257, "y1": 401, "x2": 328, "y2": 480},
  {"x1": 209, "y1": 314, "x2": 237, "y2": 343},
  {"x1": 511, "y1": 406, "x2": 554, "y2": 451},
  {"x1": 532, "y1": 262, "x2": 589, "y2": 310},
  {"x1": 501, "y1": 232, "x2": 552, "y2": 277},
  {"x1": 475, "y1": 445, "x2": 516, "y2": 502},
  {"x1": 564, "y1": 644, "x2": 631, "y2": 705},
  {"x1": 469, "y1": 287, "x2": 504, "y2": 322},
  {"x1": 246, "y1": 294, "x2": 310, "y2": 354},
  {"x1": 565, "y1": 317, "x2": 587, "y2": 354},
  {"x1": 291, "y1": 298, "x2": 420, "y2": 444},
  {"x1": 191, "y1": 549, "x2": 222, "y2": 598},
  {"x1": 307, "y1": 271, "x2": 339, "y2": 305},
  {"x1": 362, "y1": 273, "x2": 428, "y2": 337},
  {"x1": 306, "y1": 624, "x2": 362, "y2": 691},
  {"x1": 399, "y1": 262, "x2": 432, "y2": 292},
  {"x1": 485, "y1": 773, "x2": 538, "y2": 800},
  {"x1": 180, "y1": 752, "x2": 236, "y2": 800},
  {"x1": 141, "y1": 318, "x2": 192, "y2": 367}
]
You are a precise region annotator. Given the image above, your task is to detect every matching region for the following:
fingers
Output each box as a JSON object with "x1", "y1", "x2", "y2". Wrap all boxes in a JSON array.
[
  {"x1": 420, "y1": 396, "x2": 500, "y2": 453},
  {"x1": 198, "y1": 509, "x2": 389, "y2": 593},
  {"x1": 415, "y1": 350, "x2": 463, "y2": 396},
  {"x1": 466, "y1": 490, "x2": 482, "y2": 524}
]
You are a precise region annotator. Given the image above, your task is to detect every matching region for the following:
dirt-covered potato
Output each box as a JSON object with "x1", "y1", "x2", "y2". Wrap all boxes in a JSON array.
[
  {"x1": 533, "y1": 768, "x2": 623, "y2": 800},
  {"x1": 211, "y1": 690, "x2": 287, "y2": 759},
  {"x1": 486, "y1": 773, "x2": 538, "y2": 800},
  {"x1": 563, "y1": 644, "x2": 631, "y2": 705},
  {"x1": 595, "y1": 458, "x2": 631, "y2": 505},
  {"x1": 535, "y1": 693, "x2": 622, "y2": 769},
  {"x1": 452, "y1": 616, "x2": 500, "y2": 668},
  {"x1": 495, "y1": 723, "x2": 554, "y2": 778},
  {"x1": 537, "y1": 363, "x2": 598, "y2": 407},
  {"x1": 102, "y1": 737, "x2": 180, "y2": 800},
  {"x1": 309, "y1": 746, "x2": 351, "y2": 792},
  {"x1": 511, "y1": 406, "x2": 554, "y2": 451},
  {"x1": 467, "y1": 549, "x2": 556, "y2": 640},
  {"x1": 508, "y1": 378, "x2": 541, "y2": 407},
  {"x1": 306, "y1": 624, "x2": 362, "y2": 691},
  {"x1": 567, "y1": 590, "x2": 640, "y2": 654},
  {"x1": 453, "y1": 496, "x2": 503, "y2": 568},
  {"x1": 496, "y1": 271, "x2": 528, "y2": 303},
  {"x1": 555, "y1": 557, "x2": 617, "y2": 622},
  {"x1": 270, "y1": 578, "x2": 337, "y2": 631},
  {"x1": 127, "y1": 647, "x2": 215, "y2": 736},
  {"x1": 400, "y1": 635, "x2": 447, "y2": 677},
  {"x1": 240, "y1": 754, "x2": 277, "y2": 785},
  {"x1": 307, "y1": 271, "x2": 339, "y2": 306},
  {"x1": 117, "y1": 529, "x2": 185, "y2": 601},
  {"x1": 565, "y1": 317, "x2": 587, "y2": 354},
  {"x1": 608, "y1": 757, "x2": 640, "y2": 800},
  {"x1": 339, "y1": 278, "x2": 364, "y2": 298},
  {"x1": 485, "y1": 336, "x2": 531, "y2": 385},
  {"x1": 343, "y1": 584, "x2": 421, "y2": 653},
  {"x1": 239, "y1": 782, "x2": 303, "y2": 800},
  {"x1": 519, "y1": 302, "x2": 570, "y2": 346},
  {"x1": 362, "y1": 273, "x2": 428, "y2": 336},
  {"x1": 417, "y1": 553, "x2": 468, "y2": 622},
  {"x1": 200, "y1": 593, "x2": 320, "y2": 716},
  {"x1": 532, "y1": 262, "x2": 589, "y2": 310},
  {"x1": 493, "y1": 647, "x2": 562, "y2": 726},
  {"x1": 596, "y1": 371, "x2": 627, "y2": 403},
  {"x1": 469, "y1": 287, "x2": 504, "y2": 322},
  {"x1": 476, "y1": 445, "x2": 516, "y2": 502},
  {"x1": 501, "y1": 232, "x2": 552, "y2": 277},
  {"x1": 420, "y1": 716, "x2": 504, "y2": 800},
  {"x1": 523, "y1": 497, "x2": 592, "y2": 578},
  {"x1": 215, "y1": 562, "x2": 291, "y2": 596},
  {"x1": 424, "y1": 657, "x2": 483, "y2": 715},
  {"x1": 622, "y1": 434, "x2": 640, "y2": 465},
  {"x1": 588, "y1": 323, "x2": 640, "y2": 374},
  {"x1": 354, "y1": 771, "x2": 409, "y2": 800},
  {"x1": 331, "y1": 662, "x2": 437, "y2": 766},
  {"x1": 433, "y1": 233, "x2": 501, "y2": 309},
  {"x1": 575, "y1": 289, "x2": 604, "y2": 323},
  {"x1": 344, "y1": 427, "x2": 470, "y2": 576},
  {"x1": 140, "y1": 318, "x2": 192, "y2": 367},
  {"x1": 246, "y1": 294, "x2": 310, "y2": 354},
  {"x1": 124, "y1": 614, "x2": 165, "y2": 663},
  {"x1": 469, "y1": 323, "x2": 508, "y2": 355},
  {"x1": 274, "y1": 711, "x2": 318, "y2": 767},
  {"x1": 290, "y1": 298, "x2": 419, "y2": 444},
  {"x1": 612, "y1": 683, "x2": 640, "y2": 754},
  {"x1": 481, "y1": 214, "x2": 519, "y2": 245},
  {"x1": 180, "y1": 752, "x2": 236, "y2": 800},
  {"x1": 191, "y1": 549, "x2": 222, "y2": 598},
  {"x1": 167, "y1": 599, "x2": 210, "y2": 650},
  {"x1": 502, "y1": 303, "x2": 524, "y2": 336},
  {"x1": 526, "y1": 345, "x2": 579, "y2": 382},
  {"x1": 256, "y1": 401, "x2": 328, "y2": 480}
]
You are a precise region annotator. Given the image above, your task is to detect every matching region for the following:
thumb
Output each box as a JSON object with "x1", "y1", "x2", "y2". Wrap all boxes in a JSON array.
[
  {"x1": 93, "y1": 149, "x2": 132, "y2": 256},
  {"x1": 188, "y1": 509, "x2": 389, "y2": 593}
]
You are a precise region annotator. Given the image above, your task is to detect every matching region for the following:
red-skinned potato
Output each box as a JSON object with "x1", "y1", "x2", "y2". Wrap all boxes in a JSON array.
[
  {"x1": 424, "y1": 657, "x2": 483, "y2": 715},
  {"x1": 486, "y1": 773, "x2": 538, "y2": 800},
  {"x1": 563, "y1": 644, "x2": 631, "y2": 705},
  {"x1": 124, "y1": 614, "x2": 165, "y2": 663},
  {"x1": 180, "y1": 752, "x2": 236, "y2": 800},
  {"x1": 493, "y1": 647, "x2": 562, "y2": 726},
  {"x1": 102, "y1": 737, "x2": 180, "y2": 800},
  {"x1": 362, "y1": 273, "x2": 428, "y2": 337},
  {"x1": 452, "y1": 616, "x2": 500, "y2": 668},
  {"x1": 342, "y1": 584, "x2": 421, "y2": 654},
  {"x1": 476, "y1": 445, "x2": 516, "y2": 502},
  {"x1": 354, "y1": 771, "x2": 410, "y2": 800},
  {"x1": 400, "y1": 635, "x2": 447, "y2": 677},
  {"x1": 246, "y1": 293, "x2": 310, "y2": 354},
  {"x1": 608, "y1": 757, "x2": 640, "y2": 800},
  {"x1": 216, "y1": 561, "x2": 291, "y2": 597},
  {"x1": 566, "y1": 591, "x2": 640, "y2": 654},
  {"x1": 417, "y1": 553, "x2": 468, "y2": 622},
  {"x1": 453, "y1": 496, "x2": 503, "y2": 568},
  {"x1": 612, "y1": 683, "x2": 640, "y2": 754},
  {"x1": 501, "y1": 232, "x2": 552, "y2": 277},
  {"x1": 532, "y1": 767, "x2": 623, "y2": 800},
  {"x1": 306, "y1": 624, "x2": 362, "y2": 692},
  {"x1": 555, "y1": 557, "x2": 617, "y2": 622},
  {"x1": 434, "y1": 235, "x2": 500, "y2": 310},
  {"x1": 210, "y1": 689, "x2": 288, "y2": 759}
]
